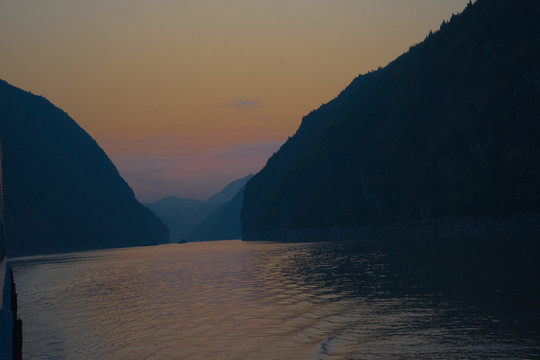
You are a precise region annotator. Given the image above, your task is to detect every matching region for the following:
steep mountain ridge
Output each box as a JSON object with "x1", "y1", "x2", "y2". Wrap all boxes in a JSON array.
[
  {"x1": 242, "y1": 0, "x2": 540, "y2": 241},
  {"x1": 0, "y1": 80, "x2": 169, "y2": 256}
]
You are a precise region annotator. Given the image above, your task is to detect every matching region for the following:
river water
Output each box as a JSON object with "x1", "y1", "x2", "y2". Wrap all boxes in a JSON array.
[{"x1": 10, "y1": 239, "x2": 540, "y2": 359}]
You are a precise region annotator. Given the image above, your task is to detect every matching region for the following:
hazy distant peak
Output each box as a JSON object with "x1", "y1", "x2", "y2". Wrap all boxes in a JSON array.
[{"x1": 205, "y1": 174, "x2": 254, "y2": 204}]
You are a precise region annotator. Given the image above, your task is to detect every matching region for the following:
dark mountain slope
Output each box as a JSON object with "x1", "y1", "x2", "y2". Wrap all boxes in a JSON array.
[
  {"x1": 189, "y1": 187, "x2": 245, "y2": 241},
  {"x1": 242, "y1": 0, "x2": 540, "y2": 241},
  {"x1": 0, "y1": 80, "x2": 169, "y2": 256}
]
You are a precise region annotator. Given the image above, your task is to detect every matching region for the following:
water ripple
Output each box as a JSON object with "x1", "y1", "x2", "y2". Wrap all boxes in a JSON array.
[{"x1": 10, "y1": 239, "x2": 540, "y2": 359}]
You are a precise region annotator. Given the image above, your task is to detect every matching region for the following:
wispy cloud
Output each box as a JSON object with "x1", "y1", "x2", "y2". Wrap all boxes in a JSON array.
[{"x1": 223, "y1": 97, "x2": 263, "y2": 109}]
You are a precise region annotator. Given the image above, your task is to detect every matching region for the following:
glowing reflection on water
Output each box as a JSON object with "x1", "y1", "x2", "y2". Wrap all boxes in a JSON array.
[{"x1": 10, "y1": 240, "x2": 540, "y2": 359}]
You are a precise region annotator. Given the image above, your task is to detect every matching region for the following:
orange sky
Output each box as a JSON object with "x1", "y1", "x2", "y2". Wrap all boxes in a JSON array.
[{"x1": 1, "y1": 0, "x2": 470, "y2": 202}]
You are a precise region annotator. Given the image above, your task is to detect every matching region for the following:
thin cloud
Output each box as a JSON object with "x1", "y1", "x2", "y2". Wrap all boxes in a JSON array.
[{"x1": 223, "y1": 97, "x2": 263, "y2": 109}]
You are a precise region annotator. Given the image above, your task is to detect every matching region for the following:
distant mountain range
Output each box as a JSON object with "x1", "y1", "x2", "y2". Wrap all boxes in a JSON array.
[
  {"x1": 0, "y1": 80, "x2": 169, "y2": 257},
  {"x1": 242, "y1": 0, "x2": 540, "y2": 241},
  {"x1": 189, "y1": 186, "x2": 246, "y2": 242},
  {"x1": 205, "y1": 175, "x2": 253, "y2": 204},
  {"x1": 145, "y1": 174, "x2": 253, "y2": 242}
]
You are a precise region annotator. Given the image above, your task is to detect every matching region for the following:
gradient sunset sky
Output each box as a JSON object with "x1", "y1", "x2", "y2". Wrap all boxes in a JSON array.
[{"x1": 1, "y1": 0, "x2": 470, "y2": 202}]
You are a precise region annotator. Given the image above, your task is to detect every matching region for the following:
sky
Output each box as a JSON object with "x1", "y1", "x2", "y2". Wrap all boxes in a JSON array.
[{"x1": 0, "y1": 0, "x2": 470, "y2": 202}]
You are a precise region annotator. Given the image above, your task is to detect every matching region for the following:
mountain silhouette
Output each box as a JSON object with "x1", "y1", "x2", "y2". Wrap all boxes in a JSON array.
[
  {"x1": 0, "y1": 80, "x2": 169, "y2": 256},
  {"x1": 145, "y1": 197, "x2": 219, "y2": 242},
  {"x1": 189, "y1": 186, "x2": 246, "y2": 241},
  {"x1": 146, "y1": 174, "x2": 253, "y2": 242},
  {"x1": 205, "y1": 174, "x2": 253, "y2": 204},
  {"x1": 242, "y1": 0, "x2": 540, "y2": 242}
]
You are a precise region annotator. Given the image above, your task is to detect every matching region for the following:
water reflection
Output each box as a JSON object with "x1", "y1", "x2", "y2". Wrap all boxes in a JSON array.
[{"x1": 10, "y1": 239, "x2": 540, "y2": 359}]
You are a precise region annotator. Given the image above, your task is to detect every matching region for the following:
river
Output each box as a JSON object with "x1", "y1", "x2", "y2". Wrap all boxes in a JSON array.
[{"x1": 10, "y1": 239, "x2": 540, "y2": 359}]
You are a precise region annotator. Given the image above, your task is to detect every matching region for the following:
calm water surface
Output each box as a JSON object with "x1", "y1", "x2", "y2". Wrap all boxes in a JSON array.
[{"x1": 10, "y1": 239, "x2": 540, "y2": 359}]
